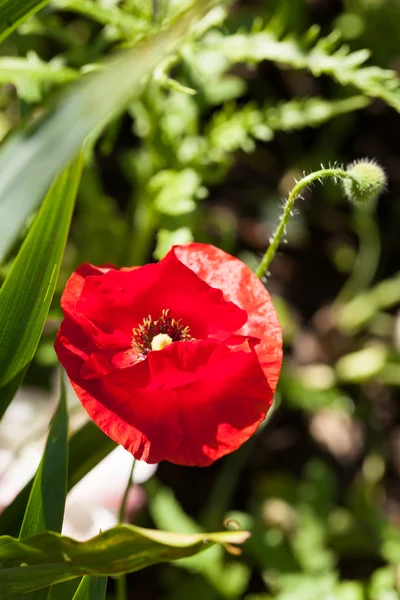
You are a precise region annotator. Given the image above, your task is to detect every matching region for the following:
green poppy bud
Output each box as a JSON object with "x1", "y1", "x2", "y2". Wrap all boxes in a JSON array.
[{"x1": 343, "y1": 159, "x2": 386, "y2": 205}]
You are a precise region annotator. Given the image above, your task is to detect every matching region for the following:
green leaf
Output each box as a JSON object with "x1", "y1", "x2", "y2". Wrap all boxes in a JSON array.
[
  {"x1": 48, "y1": 580, "x2": 81, "y2": 600},
  {"x1": 0, "y1": 369, "x2": 26, "y2": 421},
  {"x1": 150, "y1": 169, "x2": 204, "y2": 215},
  {"x1": 272, "y1": 573, "x2": 338, "y2": 600},
  {"x1": 53, "y1": 0, "x2": 147, "y2": 40},
  {"x1": 19, "y1": 375, "x2": 68, "y2": 538},
  {"x1": 0, "y1": 155, "x2": 83, "y2": 416},
  {"x1": 205, "y1": 25, "x2": 400, "y2": 113},
  {"x1": 207, "y1": 96, "x2": 370, "y2": 154},
  {"x1": 0, "y1": 0, "x2": 52, "y2": 43},
  {"x1": 0, "y1": 53, "x2": 78, "y2": 102},
  {"x1": 0, "y1": 422, "x2": 116, "y2": 537},
  {"x1": 16, "y1": 376, "x2": 68, "y2": 600},
  {"x1": 154, "y1": 227, "x2": 194, "y2": 260},
  {"x1": 0, "y1": 526, "x2": 250, "y2": 595},
  {"x1": 72, "y1": 576, "x2": 107, "y2": 600},
  {"x1": 0, "y1": 0, "x2": 217, "y2": 262}
]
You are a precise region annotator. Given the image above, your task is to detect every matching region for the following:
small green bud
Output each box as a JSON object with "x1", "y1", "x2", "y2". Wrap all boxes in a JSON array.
[{"x1": 343, "y1": 158, "x2": 386, "y2": 205}]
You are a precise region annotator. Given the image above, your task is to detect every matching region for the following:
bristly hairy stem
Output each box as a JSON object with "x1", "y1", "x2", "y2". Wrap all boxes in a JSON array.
[
  {"x1": 256, "y1": 167, "x2": 356, "y2": 279},
  {"x1": 116, "y1": 458, "x2": 136, "y2": 600}
]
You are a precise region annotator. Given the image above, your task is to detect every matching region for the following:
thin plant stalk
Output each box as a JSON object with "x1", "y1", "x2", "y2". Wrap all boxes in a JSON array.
[
  {"x1": 129, "y1": 192, "x2": 158, "y2": 266},
  {"x1": 116, "y1": 458, "x2": 136, "y2": 600},
  {"x1": 153, "y1": 0, "x2": 159, "y2": 22},
  {"x1": 335, "y1": 204, "x2": 381, "y2": 304},
  {"x1": 256, "y1": 167, "x2": 357, "y2": 279}
]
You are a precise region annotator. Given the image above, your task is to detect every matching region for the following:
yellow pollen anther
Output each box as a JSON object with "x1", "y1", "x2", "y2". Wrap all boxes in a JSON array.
[{"x1": 151, "y1": 333, "x2": 173, "y2": 352}]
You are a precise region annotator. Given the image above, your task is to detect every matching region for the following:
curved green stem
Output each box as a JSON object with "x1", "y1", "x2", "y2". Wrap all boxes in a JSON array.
[
  {"x1": 335, "y1": 205, "x2": 381, "y2": 305},
  {"x1": 116, "y1": 458, "x2": 136, "y2": 600},
  {"x1": 256, "y1": 168, "x2": 356, "y2": 279},
  {"x1": 129, "y1": 193, "x2": 158, "y2": 267}
]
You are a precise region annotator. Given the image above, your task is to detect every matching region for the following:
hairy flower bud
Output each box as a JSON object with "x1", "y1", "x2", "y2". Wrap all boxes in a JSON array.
[{"x1": 343, "y1": 159, "x2": 386, "y2": 205}]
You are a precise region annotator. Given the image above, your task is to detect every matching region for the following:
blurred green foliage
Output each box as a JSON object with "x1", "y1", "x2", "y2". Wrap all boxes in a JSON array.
[{"x1": 1, "y1": 0, "x2": 400, "y2": 598}]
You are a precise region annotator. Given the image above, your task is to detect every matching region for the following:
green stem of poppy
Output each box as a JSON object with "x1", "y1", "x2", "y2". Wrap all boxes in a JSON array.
[
  {"x1": 335, "y1": 203, "x2": 380, "y2": 304},
  {"x1": 153, "y1": 0, "x2": 158, "y2": 21},
  {"x1": 116, "y1": 457, "x2": 136, "y2": 600},
  {"x1": 129, "y1": 192, "x2": 158, "y2": 267},
  {"x1": 255, "y1": 168, "x2": 358, "y2": 280}
]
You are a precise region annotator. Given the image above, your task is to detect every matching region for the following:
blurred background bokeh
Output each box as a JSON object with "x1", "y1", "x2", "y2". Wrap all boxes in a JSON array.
[{"x1": 1, "y1": 0, "x2": 400, "y2": 598}]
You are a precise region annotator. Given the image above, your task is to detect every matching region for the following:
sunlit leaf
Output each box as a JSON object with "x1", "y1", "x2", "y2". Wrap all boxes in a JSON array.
[
  {"x1": 72, "y1": 575, "x2": 107, "y2": 600},
  {"x1": 150, "y1": 168, "x2": 203, "y2": 215},
  {"x1": 0, "y1": 0, "x2": 51, "y2": 43},
  {"x1": 0, "y1": 155, "x2": 83, "y2": 417},
  {"x1": 154, "y1": 227, "x2": 194, "y2": 260},
  {"x1": 19, "y1": 376, "x2": 68, "y2": 538},
  {"x1": 0, "y1": 526, "x2": 250, "y2": 595},
  {"x1": 0, "y1": 53, "x2": 78, "y2": 102},
  {"x1": 53, "y1": 0, "x2": 146, "y2": 40},
  {"x1": 17, "y1": 377, "x2": 68, "y2": 600},
  {"x1": 48, "y1": 580, "x2": 80, "y2": 600}
]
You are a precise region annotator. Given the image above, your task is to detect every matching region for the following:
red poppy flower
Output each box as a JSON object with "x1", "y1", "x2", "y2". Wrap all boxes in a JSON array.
[{"x1": 55, "y1": 243, "x2": 282, "y2": 466}]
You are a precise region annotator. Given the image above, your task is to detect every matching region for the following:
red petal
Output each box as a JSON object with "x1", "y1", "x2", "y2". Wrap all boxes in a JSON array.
[
  {"x1": 70, "y1": 379, "x2": 182, "y2": 464},
  {"x1": 74, "y1": 251, "x2": 247, "y2": 349},
  {"x1": 54, "y1": 316, "x2": 97, "y2": 380},
  {"x1": 60, "y1": 263, "x2": 125, "y2": 352},
  {"x1": 146, "y1": 340, "x2": 272, "y2": 466},
  {"x1": 93, "y1": 340, "x2": 271, "y2": 465},
  {"x1": 61, "y1": 263, "x2": 115, "y2": 320},
  {"x1": 56, "y1": 333, "x2": 272, "y2": 465},
  {"x1": 55, "y1": 326, "x2": 182, "y2": 463},
  {"x1": 172, "y1": 244, "x2": 282, "y2": 392},
  {"x1": 81, "y1": 353, "x2": 114, "y2": 379}
]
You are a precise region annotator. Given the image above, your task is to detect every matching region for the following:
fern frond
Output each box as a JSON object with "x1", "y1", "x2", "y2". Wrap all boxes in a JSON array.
[
  {"x1": 206, "y1": 95, "x2": 370, "y2": 155},
  {"x1": 0, "y1": 52, "x2": 78, "y2": 102},
  {"x1": 263, "y1": 94, "x2": 369, "y2": 131},
  {"x1": 203, "y1": 26, "x2": 400, "y2": 113},
  {"x1": 53, "y1": 0, "x2": 148, "y2": 39}
]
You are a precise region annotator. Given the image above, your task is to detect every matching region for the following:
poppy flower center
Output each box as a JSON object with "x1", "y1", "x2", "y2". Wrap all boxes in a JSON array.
[
  {"x1": 132, "y1": 309, "x2": 193, "y2": 357},
  {"x1": 151, "y1": 333, "x2": 173, "y2": 351}
]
